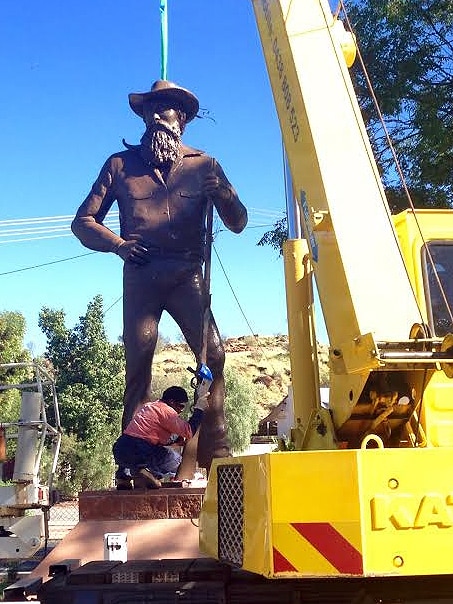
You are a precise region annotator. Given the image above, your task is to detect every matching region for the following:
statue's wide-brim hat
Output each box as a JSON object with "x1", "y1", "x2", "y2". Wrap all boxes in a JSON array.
[{"x1": 128, "y1": 80, "x2": 199, "y2": 122}]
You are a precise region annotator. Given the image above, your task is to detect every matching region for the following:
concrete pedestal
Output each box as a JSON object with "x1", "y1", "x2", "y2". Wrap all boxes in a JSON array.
[{"x1": 30, "y1": 487, "x2": 206, "y2": 583}]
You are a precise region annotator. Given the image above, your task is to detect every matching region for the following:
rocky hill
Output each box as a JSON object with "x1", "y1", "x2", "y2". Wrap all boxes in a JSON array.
[{"x1": 153, "y1": 335, "x2": 329, "y2": 416}]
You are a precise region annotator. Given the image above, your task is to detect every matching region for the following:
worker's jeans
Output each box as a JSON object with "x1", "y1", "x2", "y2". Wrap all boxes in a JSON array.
[{"x1": 113, "y1": 434, "x2": 181, "y2": 479}]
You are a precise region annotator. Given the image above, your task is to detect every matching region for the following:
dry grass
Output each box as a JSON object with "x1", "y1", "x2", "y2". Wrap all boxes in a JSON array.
[{"x1": 153, "y1": 335, "x2": 329, "y2": 416}]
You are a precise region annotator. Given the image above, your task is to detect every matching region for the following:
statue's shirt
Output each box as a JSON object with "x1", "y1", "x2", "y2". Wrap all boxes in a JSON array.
[{"x1": 71, "y1": 144, "x2": 247, "y2": 257}]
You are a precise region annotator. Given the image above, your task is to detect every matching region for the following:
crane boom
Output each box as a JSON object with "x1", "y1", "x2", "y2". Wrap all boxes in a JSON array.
[{"x1": 253, "y1": 0, "x2": 421, "y2": 349}]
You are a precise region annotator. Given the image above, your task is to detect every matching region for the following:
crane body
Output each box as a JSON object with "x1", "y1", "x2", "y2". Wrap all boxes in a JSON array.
[
  {"x1": 199, "y1": 0, "x2": 453, "y2": 585},
  {"x1": 0, "y1": 364, "x2": 61, "y2": 560}
]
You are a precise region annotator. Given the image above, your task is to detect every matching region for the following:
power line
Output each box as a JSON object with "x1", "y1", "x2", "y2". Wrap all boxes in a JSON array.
[
  {"x1": 0, "y1": 252, "x2": 97, "y2": 276},
  {"x1": 212, "y1": 242, "x2": 282, "y2": 371},
  {"x1": 0, "y1": 209, "x2": 283, "y2": 243},
  {"x1": 0, "y1": 233, "x2": 76, "y2": 245},
  {"x1": 104, "y1": 295, "x2": 122, "y2": 315},
  {"x1": 212, "y1": 244, "x2": 257, "y2": 336},
  {"x1": 0, "y1": 219, "x2": 279, "y2": 277},
  {"x1": 1, "y1": 225, "x2": 284, "y2": 357},
  {"x1": 0, "y1": 211, "x2": 119, "y2": 226},
  {"x1": 0, "y1": 215, "x2": 78, "y2": 226},
  {"x1": 0, "y1": 222, "x2": 119, "y2": 245},
  {"x1": 0, "y1": 220, "x2": 118, "y2": 236},
  {"x1": 247, "y1": 207, "x2": 285, "y2": 216},
  {"x1": 0, "y1": 194, "x2": 284, "y2": 286},
  {"x1": 0, "y1": 219, "x2": 278, "y2": 244},
  {"x1": 0, "y1": 207, "x2": 282, "y2": 227}
]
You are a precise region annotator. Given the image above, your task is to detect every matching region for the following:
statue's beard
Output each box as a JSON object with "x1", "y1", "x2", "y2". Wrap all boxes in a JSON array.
[{"x1": 141, "y1": 122, "x2": 182, "y2": 165}]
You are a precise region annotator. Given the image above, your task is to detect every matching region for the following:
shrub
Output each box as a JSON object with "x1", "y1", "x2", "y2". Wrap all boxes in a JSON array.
[{"x1": 224, "y1": 366, "x2": 261, "y2": 454}]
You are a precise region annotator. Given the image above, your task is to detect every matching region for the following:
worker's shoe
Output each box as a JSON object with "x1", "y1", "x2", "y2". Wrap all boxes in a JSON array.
[
  {"x1": 116, "y1": 477, "x2": 133, "y2": 490},
  {"x1": 115, "y1": 467, "x2": 133, "y2": 490},
  {"x1": 133, "y1": 468, "x2": 161, "y2": 490}
]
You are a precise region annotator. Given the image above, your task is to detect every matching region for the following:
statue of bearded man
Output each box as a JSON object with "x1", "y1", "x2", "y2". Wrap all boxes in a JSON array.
[{"x1": 71, "y1": 80, "x2": 248, "y2": 487}]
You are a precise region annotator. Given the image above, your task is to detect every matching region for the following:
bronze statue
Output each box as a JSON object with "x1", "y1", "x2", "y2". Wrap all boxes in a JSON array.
[{"x1": 71, "y1": 80, "x2": 248, "y2": 470}]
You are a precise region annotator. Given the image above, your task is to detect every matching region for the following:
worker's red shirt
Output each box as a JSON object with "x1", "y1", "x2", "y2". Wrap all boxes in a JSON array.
[{"x1": 124, "y1": 400, "x2": 193, "y2": 446}]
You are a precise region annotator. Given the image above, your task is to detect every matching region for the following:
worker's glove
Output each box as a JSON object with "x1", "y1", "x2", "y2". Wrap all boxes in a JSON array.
[
  {"x1": 194, "y1": 392, "x2": 210, "y2": 411},
  {"x1": 196, "y1": 379, "x2": 211, "y2": 399}
]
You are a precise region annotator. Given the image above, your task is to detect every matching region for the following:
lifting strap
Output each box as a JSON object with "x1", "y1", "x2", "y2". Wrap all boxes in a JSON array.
[
  {"x1": 200, "y1": 196, "x2": 214, "y2": 365},
  {"x1": 176, "y1": 163, "x2": 215, "y2": 480},
  {"x1": 159, "y1": 0, "x2": 168, "y2": 79}
]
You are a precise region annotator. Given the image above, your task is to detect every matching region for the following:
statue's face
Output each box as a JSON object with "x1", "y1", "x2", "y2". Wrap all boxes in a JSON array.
[
  {"x1": 143, "y1": 102, "x2": 183, "y2": 135},
  {"x1": 140, "y1": 101, "x2": 184, "y2": 164}
]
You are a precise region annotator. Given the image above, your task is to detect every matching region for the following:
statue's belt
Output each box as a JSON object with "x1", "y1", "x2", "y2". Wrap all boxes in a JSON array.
[{"x1": 143, "y1": 245, "x2": 203, "y2": 263}]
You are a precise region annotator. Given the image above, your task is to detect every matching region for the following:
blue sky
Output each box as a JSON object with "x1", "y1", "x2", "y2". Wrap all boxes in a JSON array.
[{"x1": 1, "y1": 1, "x2": 328, "y2": 355}]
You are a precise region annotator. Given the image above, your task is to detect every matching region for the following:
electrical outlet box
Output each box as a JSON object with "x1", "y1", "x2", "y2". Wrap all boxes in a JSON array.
[{"x1": 104, "y1": 532, "x2": 128, "y2": 562}]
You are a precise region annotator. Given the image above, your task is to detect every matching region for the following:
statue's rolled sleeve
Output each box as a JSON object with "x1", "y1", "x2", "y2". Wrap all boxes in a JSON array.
[
  {"x1": 212, "y1": 162, "x2": 248, "y2": 233},
  {"x1": 71, "y1": 159, "x2": 124, "y2": 253}
]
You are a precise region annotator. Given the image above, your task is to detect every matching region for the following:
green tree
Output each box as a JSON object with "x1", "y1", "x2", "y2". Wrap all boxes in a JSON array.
[
  {"x1": 348, "y1": 0, "x2": 453, "y2": 211},
  {"x1": 257, "y1": 217, "x2": 286, "y2": 257},
  {"x1": 39, "y1": 296, "x2": 125, "y2": 492},
  {"x1": 258, "y1": 1, "x2": 453, "y2": 250},
  {"x1": 39, "y1": 296, "x2": 124, "y2": 403},
  {"x1": 0, "y1": 311, "x2": 32, "y2": 424},
  {"x1": 0, "y1": 311, "x2": 31, "y2": 377},
  {"x1": 53, "y1": 433, "x2": 115, "y2": 497}
]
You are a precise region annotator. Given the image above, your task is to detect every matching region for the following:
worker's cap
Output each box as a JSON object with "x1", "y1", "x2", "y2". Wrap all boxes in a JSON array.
[{"x1": 128, "y1": 80, "x2": 199, "y2": 123}]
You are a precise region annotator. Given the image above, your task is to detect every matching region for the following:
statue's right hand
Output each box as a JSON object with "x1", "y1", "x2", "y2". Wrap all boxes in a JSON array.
[{"x1": 116, "y1": 240, "x2": 149, "y2": 264}]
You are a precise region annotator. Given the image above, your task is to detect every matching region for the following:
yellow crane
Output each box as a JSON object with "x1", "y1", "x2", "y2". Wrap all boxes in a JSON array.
[{"x1": 200, "y1": 0, "x2": 453, "y2": 586}]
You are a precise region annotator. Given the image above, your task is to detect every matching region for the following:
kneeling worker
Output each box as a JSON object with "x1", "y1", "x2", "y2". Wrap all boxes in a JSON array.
[{"x1": 113, "y1": 385, "x2": 209, "y2": 489}]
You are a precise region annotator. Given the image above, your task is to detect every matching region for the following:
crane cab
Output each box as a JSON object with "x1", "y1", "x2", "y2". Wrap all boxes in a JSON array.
[{"x1": 394, "y1": 209, "x2": 453, "y2": 338}]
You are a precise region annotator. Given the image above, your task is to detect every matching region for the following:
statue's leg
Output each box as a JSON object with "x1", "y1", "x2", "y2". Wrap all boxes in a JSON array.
[
  {"x1": 197, "y1": 314, "x2": 230, "y2": 469},
  {"x1": 122, "y1": 263, "x2": 163, "y2": 431},
  {"x1": 165, "y1": 262, "x2": 230, "y2": 471}
]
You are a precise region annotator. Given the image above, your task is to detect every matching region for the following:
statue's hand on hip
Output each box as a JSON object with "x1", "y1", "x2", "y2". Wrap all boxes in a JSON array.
[{"x1": 116, "y1": 240, "x2": 149, "y2": 265}]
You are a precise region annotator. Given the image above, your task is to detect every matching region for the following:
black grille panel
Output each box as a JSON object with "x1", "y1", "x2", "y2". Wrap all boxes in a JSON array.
[{"x1": 217, "y1": 464, "x2": 244, "y2": 566}]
